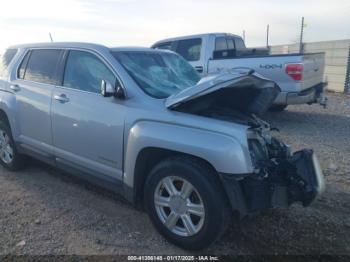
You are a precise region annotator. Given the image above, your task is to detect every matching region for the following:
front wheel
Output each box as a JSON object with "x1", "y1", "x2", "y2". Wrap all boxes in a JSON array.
[{"x1": 144, "y1": 156, "x2": 230, "y2": 250}]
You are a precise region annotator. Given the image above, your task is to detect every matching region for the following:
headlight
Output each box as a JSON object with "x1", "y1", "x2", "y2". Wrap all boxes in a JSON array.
[{"x1": 248, "y1": 138, "x2": 268, "y2": 167}]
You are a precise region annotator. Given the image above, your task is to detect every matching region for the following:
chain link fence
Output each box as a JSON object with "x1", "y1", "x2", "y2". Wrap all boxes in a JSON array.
[{"x1": 345, "y1": 45, "x2": 350, "y2": 94}]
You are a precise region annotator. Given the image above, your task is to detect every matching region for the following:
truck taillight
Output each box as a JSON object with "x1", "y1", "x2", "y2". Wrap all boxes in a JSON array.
[{"x1": 285, "y1": 63, "x2": 303, "y2": 81}]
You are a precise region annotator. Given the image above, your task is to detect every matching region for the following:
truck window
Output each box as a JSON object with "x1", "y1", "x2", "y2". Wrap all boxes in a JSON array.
[
  {"x1": 215, "y1": 37, "x2": 228, "y2": 51},
  {"x1": 154, "y1": 42, "x2": 172, "y2": 51},
  {"x1": 63, "y1": 50, "x2": 116, "y2": 94},
  {"x1": 23, "y1": 49, "x2": 63, "y2": 85},
  {"x1": 214, "y1": 37, "x2": 236, "y2": 59},
  {"x1": 234, "y1": 38, "x2": 246, "y2": 50},
  {"x1": 0, "y1": 49, "x2": 18, "y2": 78},
  {"x1": 176, "y1": 38, "x2": 202, "y2": 61},
  {"x1": 227, "y1": 38, "x2": 235, "y2": 49}
]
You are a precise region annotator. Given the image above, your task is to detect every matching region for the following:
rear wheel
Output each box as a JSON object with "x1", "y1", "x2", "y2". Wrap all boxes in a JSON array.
[
  {"x1": 144, "y1": 156, "x2": 230, "y2": 250},
  {"x1": 0, "y1": 119, "x2": 25, "y2": 171},
  {"x1": 269, "y1": 104, "x2": 288, "y2": 112}
]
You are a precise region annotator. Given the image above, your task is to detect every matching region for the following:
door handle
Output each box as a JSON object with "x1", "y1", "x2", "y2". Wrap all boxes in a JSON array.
[
  {"x1": 54, "y1": 94, "x2": 70, "y2": 103},
  {"x1": 195, "y1": 66, "x2": 203, "y2": 73},
  {"x1": 10, "y1": 84, "x2": 21, "y2": 92}
]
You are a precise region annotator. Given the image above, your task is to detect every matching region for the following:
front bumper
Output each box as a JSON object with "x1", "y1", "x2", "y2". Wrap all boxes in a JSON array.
[
  {"x1": 274, "y1": 82, "x2": 327, "y2": 106},
  {"x1": 220, "y1": 149, "x2": 325, "y2": 216}
]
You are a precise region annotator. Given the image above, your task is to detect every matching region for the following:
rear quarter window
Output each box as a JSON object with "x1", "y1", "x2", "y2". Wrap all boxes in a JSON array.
[{"x1": 0, "y1": 49, "x2": 18, "y2": 78}]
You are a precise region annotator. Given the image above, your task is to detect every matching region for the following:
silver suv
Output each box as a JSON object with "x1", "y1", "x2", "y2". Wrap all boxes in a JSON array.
[{"x1": 0, "y1": 43, "x2": 324, "y2": 250}]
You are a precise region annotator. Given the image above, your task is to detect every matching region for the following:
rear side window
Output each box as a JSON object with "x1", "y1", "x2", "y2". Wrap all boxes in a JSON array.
[
  {"x1": 154, "y1": 42, "x2": 172, "y2": 50},
  {"x1": 235, "y1": 38, "x2": 246, "y2": 50},
  {"x1": 175, "y1": 38, "x2": 202, "y2": 61},
  {"x1": 0, "y1": 49, "x2": 18, "y2": 77},
  {"x1": 23, "y1": 49, "x2": 63, "y2": 85}
]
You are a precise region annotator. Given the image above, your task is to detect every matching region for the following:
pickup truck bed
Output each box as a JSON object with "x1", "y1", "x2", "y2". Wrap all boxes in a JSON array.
[{"x1": 152, "y1": 33, "x2": 327, "y2": 110}]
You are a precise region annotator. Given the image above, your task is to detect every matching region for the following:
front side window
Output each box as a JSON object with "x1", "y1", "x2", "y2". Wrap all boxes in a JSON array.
[
  {"x1": 63, "y1": 50, "x2": 116, "y2": 93},
  {"x1": 24, "y1": 49, "x2": 63, "y2": 85},
  {"x1": 215, "y1": 37, "x2": 228, "y2": 51},
  {"x1": 112, "y1": 51, "x2": 200, "y2": 98},
  {"x1": 227, "y1": 38, "x2": 235, "y2": 49},
  {"x1": 176, "y1": 38, "x2": 202, "y2": 61},
  {"x1": 0, "y1": 49, "x2": 18, "y2": 77}
]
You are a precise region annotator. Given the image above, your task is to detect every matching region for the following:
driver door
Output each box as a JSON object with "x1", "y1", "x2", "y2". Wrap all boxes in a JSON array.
[{"x1": 51, "y1": 50, "x2": 125, "y2": 181}]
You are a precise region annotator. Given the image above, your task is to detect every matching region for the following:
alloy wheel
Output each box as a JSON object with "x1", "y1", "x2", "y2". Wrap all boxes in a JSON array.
[
  {"x1": 154, "y1": 176, "x2": 205, "y2": 237},
  {"x1": 0, "y1": 129, "x2": 13, "y2": 164}
]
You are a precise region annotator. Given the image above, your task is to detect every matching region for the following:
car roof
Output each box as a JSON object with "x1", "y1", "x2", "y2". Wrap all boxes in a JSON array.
[
  {"x1": 8, "y1": 42, "x2": 173, "y2": 54},
  {"x1": 109, "y1": 46, "x2": 173, "y2": 53},
  {"x1": 152, "y1": 32, "x2": 242, "y2": 45},
  {"x1": 9, "y1": 42, "x2": 108, "y2": 50}
]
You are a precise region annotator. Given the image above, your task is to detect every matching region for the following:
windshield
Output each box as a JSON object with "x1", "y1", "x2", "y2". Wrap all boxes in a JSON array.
[{"x1": 111, "y1": 51, "x2": 200, "y2": 98}]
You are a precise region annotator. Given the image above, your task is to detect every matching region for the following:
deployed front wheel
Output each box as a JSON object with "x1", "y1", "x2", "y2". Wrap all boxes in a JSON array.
[{"x1": 145, "y1": 156, "x2": 230, "y2": 250}]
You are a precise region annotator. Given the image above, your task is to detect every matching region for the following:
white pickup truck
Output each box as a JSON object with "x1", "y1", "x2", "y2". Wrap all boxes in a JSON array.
[{"x1": 152, "y1": 33, "x2": 327, "y2": 111}]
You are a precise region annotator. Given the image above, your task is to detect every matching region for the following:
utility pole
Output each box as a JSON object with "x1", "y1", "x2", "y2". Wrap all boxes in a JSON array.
[
  {"x1": 49, "y1": 33, "x2": 53, "y2": 43},
  {"x1": 266, "y1": 24, "x2": 270, "y2": 47},
  {"x1": 242, "y1": 30, "x2": 246, "y2": 42},
  {"x1": 299, "y1": 17, "x2": 304, "y2": 53}
]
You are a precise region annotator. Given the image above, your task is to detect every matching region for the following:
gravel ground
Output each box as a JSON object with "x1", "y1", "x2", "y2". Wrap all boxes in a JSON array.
[{"x1": 0, "y1": 92, "x2": 350, "y2": 255}]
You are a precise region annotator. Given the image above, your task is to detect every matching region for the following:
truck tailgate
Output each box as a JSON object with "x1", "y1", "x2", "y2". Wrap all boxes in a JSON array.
[{"x1": 301, "y1": 53, "x2": 325, "y2": 91}]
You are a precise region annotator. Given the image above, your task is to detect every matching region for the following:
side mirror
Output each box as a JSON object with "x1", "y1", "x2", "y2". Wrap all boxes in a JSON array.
[
  {"x1": 101, "y1": 80, "x2": 115, "y2": 97},
  {"x1": 115, "y1": 85, "x2": 126, "y2": 99},
  {"x1": 101, "y1": 80, "x2": 126, "y2": 99}
]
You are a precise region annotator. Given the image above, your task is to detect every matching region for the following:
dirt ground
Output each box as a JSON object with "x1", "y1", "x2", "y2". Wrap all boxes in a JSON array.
[{"x1": 0, "y1": 92, "x2": 349, "y2": 255}]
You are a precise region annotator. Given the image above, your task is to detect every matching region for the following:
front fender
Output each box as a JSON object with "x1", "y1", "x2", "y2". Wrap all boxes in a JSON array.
[{"x1": 123, "y1": 120, "x2": 253, "y2": 188}]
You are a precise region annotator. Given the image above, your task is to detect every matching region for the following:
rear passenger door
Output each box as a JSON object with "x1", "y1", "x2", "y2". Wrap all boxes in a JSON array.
[
  {"x1": 51, "y1": 50, "x2": 125, "y2": 181},
  {"x1": 11, "y1": 49, "x2": 64, "y2": 158}
]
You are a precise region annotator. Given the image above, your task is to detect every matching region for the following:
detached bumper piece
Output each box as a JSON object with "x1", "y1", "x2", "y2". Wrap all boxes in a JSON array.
[{"x1": 221, "y1": 149, "x2": 325, "y2": 215}]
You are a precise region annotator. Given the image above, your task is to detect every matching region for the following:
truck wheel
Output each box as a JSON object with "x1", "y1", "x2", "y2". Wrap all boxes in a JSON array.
[
  {"x1": 144, "y1": 156, "x2": 230, "y2": 250},
  {"x1": 269, "y1": 105, "x2": 288, "y2": 112},
  {"x1": 0, "y1": 119, "x2": 25, "y2": 171}
]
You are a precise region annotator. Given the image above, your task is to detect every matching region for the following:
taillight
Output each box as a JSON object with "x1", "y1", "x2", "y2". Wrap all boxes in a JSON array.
[{"x1": 285, "y1": 63, "x2": 303, "y2": 81}]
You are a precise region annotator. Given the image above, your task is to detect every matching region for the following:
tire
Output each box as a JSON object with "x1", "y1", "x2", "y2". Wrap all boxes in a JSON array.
[
  {"x1": 144, "y1": 156, "x2": 230, "y2": 250},
  {"x1": 0, "y1": 118, "x2": 25, "y2": 171},
  {"x1": 269, "y1": 104, "x2": 288, "y2": 112}
]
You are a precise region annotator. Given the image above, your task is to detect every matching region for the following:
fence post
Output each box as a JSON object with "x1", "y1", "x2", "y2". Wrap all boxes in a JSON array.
[{"x1": 345, "y1": 44, "x2": 350, "y2": 94}]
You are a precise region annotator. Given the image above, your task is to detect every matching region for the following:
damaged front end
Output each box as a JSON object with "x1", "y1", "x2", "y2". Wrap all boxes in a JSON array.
[
  {"x1": 166, "y1": 70, "x2": 325, "y2": 215},
  {"x1": 222, "y1": 128, "x2": 325, "y2": 215}
]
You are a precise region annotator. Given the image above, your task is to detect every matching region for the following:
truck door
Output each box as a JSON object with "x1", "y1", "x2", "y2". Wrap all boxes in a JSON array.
[{"x1": 174, "y1": 38, "x2": 206, "y2": 76}]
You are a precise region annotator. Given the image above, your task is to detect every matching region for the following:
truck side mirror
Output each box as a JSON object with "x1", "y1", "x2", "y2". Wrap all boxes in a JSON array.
[{"x1": 101, "y1": 80, "x2": 115, "y2": 97}]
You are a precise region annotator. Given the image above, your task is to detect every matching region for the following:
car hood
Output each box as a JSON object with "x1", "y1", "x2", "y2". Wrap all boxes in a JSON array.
[{"x1": 165, "y1": 69, "x2": 280, "y2": 115}]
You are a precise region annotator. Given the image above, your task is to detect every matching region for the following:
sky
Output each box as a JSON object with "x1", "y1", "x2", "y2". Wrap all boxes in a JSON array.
[{"x1": 0, "y1": 0, "x2": 349, "y2": 54}]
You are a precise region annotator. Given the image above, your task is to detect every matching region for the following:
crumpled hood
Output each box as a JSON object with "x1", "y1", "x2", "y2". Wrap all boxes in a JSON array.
[{"x1": 165, "y1": 69, "x2": 280, "y2": 115}]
